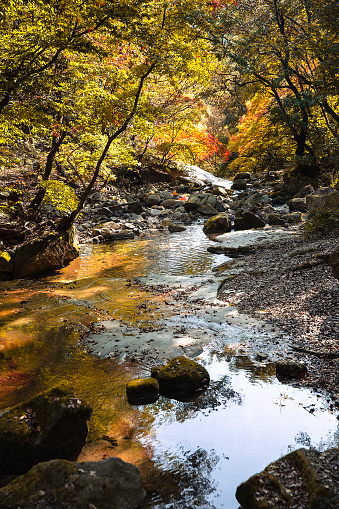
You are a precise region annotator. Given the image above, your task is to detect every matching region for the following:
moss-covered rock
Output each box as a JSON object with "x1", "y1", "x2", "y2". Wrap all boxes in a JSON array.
[
  {"x1": 0, "y1": 385, "x2": 92, "y2": 475},
  {"x1": 153, "y1": 356, "x2": 210, "y2": 398},
  {"x1": 236, "y1": 448, "x2": 339, "y2": 509},
  {"x1": 203, "y1": 213, "x2": 232, "y2": 235},
  {"x1": 13, "y1": 226, "x2": 79, "y2": 279},
  {"x1": 126, "y1": 378, "x2": 159, "y2": 405},
  {"x1": 0, "y1": 457, "x2": 146, "y2": 509}
]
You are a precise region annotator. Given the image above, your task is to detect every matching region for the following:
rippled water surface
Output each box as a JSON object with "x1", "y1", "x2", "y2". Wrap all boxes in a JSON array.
[{"x1": 0, "y1": 220, "x2": 338, "y2": 508}]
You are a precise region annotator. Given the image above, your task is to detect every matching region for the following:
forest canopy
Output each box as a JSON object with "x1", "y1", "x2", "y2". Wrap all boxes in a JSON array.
[{"x1": 0, "y1": 0, "x2": 338, "y2": 224}]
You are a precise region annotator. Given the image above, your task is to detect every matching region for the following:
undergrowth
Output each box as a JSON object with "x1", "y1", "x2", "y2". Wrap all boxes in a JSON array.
[{"x1": 302, "y1": 208, "x2": 339, "y2": 238}]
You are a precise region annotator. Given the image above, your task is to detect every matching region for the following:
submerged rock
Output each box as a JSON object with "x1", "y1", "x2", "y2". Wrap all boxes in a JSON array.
[
  {"x1": 153, "y1": 356, "x2": 210, "y2": 398},
  {"x1": 236, "y1": 448, "x2": 339, "y2": 509},
  {"x1": 0, "y1": 457, "x2": 146, "y2": 509},
  {"x1": 0, "y1": 385, "x2": 92, "y2": 475},
  {"x1": 276, "y1": 360, "x2": 307, "y2": 378},
  {"x1": 168, "y1": 223, "x2": 186, "y2": 233},
  {"x1": 126, "y1": 378, "x2": 159, "y2": 405}
]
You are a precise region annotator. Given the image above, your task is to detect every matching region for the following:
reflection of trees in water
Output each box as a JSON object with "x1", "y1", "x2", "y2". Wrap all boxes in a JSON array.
[
  {"x1": 144, "y1": 447, "x2": 220, "y2": 509},
  {"x1": 152, "y1": 375, "x2": 242, "y2": 425}
]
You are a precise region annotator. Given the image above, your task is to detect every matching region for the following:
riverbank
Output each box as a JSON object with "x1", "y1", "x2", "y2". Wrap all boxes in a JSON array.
[{"x1": 218, "y1": 228, "x2": 339, "y2": 401}]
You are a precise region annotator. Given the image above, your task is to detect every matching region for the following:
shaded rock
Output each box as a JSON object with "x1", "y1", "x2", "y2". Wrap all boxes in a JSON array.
[
  {"x1": 153, "y1": 356, "x2": 210, "y2": 398},
  {"x1": 126, "y1": 378, "x2": 159, "y2": 405},
  {"x1": 207, "y1": 245, "x2": 256, "y2": 257},
  {"x1": 329, "y1": 243, "x2": 339, "y2": 280},
  {"x1": 232, "y1": 179, "x2": 248, "y2": 190},
  {"x1": 286, "y1": 211, "x2": 302, "y2": 223},
  {"x1": 168, "y1": 223, "x2": 186, "y2": 233},
  {"x1": 234, "y1": 172, "x2": 251, "y2": 181},
  {"x1": 13, "y1": 226, "x2": 79, "y2": 279},
  {"x1": 294, "y1": 184, "x2": 314, "y2": 198},
  {"x1": 276, "y1": 360, "x2": 307, "y2": 378},
  {"x1": 244, "y1": 192, "x2": 263, "y2": 208},
  {"x1": 196, "y1": 203, "x2": 218, "y2": 216},
  {"x1": 161, "y1": 198, "x2": 182, "y2": 209},
  {"x1": 288, "y1": 197, "x2": 307, "y2": 212},
  {"x1": 267, "y1": 213, "x2": 285, "y2": 226},
  {"x1": 236, "y1": 448, "x2": 339, "y2": 509},
  {"x1": 212, "y1": 186, "x2": 228, "y2": 197},
  {"x1": 127, "y1": 200, "x2": 143, "y2": 214},
  {"x1": 0, "y1": 457, "x2": 146, "y2": 509},
  {"x1": 144, "y1": 194, "x2": 161, "y2": 206},
  {"x1": 203, "y1": 213, "x2": 232, "y2": 235},
  {"x1": 183, "y1": 201, "x2": 201, "y2": 212},
  {"x1": 283, "y1": 168, "x2": 313, "y2": 194},
  {"x1": 0, "y1": 385, "x2": 92, "y2": 475},
  {"x1": 306, "y1": 187, "x2": 339, "y2": 214},
  {"x1": 234, "y1": 211, "x2": 266, "y2": 230}
]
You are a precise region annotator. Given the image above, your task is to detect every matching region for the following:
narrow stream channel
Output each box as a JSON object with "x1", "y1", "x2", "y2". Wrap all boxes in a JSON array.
[{"x1": 1, "y1": 220, "x2": 338, "y2": 508}]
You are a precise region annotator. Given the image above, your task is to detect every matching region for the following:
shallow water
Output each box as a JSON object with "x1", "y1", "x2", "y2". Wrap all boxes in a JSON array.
[{"x1": 0, "y1": 220, "x2": 338, "y2": 508}]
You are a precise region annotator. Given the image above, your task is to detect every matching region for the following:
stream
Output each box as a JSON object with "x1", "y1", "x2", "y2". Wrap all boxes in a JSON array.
[{"x1": 0, "y1": 185, "x2": 338, "y2": 507}]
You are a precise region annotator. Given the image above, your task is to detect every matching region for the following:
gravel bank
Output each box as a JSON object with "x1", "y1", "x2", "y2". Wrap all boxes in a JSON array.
[{"x1": 218, "y1": 229, "x2": 339, "y2": 400}]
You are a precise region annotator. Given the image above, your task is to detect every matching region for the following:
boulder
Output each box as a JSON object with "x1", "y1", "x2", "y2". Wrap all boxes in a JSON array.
[
  {"x1": 306, "y1": 187, "x2": 339, "y2": 214},
  {"x1": 294, "y1": 184, "x2": 314, "y2": 198},
  {"x1": 203, "y1": 213, "x2": 232, "y2": 235},
  {"x1": 168, "y1": 223, "x2": 186, "y2": 233},
  {"x1": 161, "y1": 198, "x2": 182, "y2": 209},
  {"x1": 152, "y1": 356, "x2": 210, "y2": 398},
  {"x1": 126, "y1": 378, "x2": 159, "y2": 405},
  {"x1": 234, "y1": 172, "x2": 251, "y2": 181},
  {"x1": 236, "y1": 448, "x2": 339, "y2": 509},
  {"x1": 184, "y1": 201, "x2": 201, "y2": 212},
  {"x1": 329, "y1": 244, "x2": 339, "y2": 280},
  {"x1": 234, "y1": 211, "x2": 266, "y2": 230},
  {"x1": 0, "y1": 385, "x2": 92, "y2": 475},
  {"x1": 127, "y1": 200, "x2": 143, "y2": 214},
  {"x1": 276, "y1": 360, "x2": 307, "y2": 378},
  {"x1": 232, "y1": 179, "x2": 248, "y2": 190},
  {"x1": 196, "y1": 203, "x2": 218, "y2": 216},
  {"x1": 13, "y1": 227, "x2": 79, "y2": 279},
  {"x1": 288, "y1": 197, "x2": 307, "y2": 212},
  {"x1": 212, "y1": 186, "x2": 228, "y2": 197},
  {"x1": 0, "y1": 457, "x2": 146, "y2": 509},
  {"x1": 267, "y1": 213, "x2": 285, "y2": 226},
  {"x1": 244, "y1": 192, "x2": 263, "y2": 209},
  {"x1": 144, "y1": 193, "x2": 161, "y2": 206},
  {"x1": 286, "y1": 211, "x2": 302, "y2": 223}
]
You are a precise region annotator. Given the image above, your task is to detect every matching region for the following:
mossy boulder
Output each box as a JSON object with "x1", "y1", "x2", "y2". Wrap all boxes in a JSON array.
[
  {"x1": 0, "y1": 385, "x2": 92, "y2": 475},
  {"x1": 126, "y1": 378, "x2": 159, "y2": 405},
  {"x1": 13, "y1": 226, "x2": 79, "y2": 279},
  {"x1": 236, "y1": 448, "x2": 339, "y2": 509},
  {"x1": 203, "y1": 213, "x2": 232, "y2": 235},
  {"x1": 153, "y1": 356, "x2": 210, "y2": 398},
  {"x1": 0, "y1": 457, "x2": 146, "y2": 509}
]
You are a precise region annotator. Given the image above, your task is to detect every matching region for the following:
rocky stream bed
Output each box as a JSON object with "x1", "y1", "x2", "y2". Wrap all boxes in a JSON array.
[{"x1": 0, "y1": 165, "x2": 339, "y2": 508}]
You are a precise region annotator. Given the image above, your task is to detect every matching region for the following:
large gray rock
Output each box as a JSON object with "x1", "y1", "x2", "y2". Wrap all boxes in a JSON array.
[
  {"x1": 161, "y1": 198, "x2": 182, "y2": 209},
  {"x1": 144, "y1": 193, "x2": 161, "y2": 206},
  {"x1": 13, "y1": 226, "x2": 79, "y2": 278},
  {"x1": 330, "y1": 243, "x2": 339, "y2": 280},
  {"x1": 152, "y1": 356, "x2": 210, "y2": 398},
  {"x1": 234, "y1": 211, "x2": 266, "y2": 230},
  {"x1": 0, "y1": 457, "x2": 146, "y2": 509},
  {"x1": 203, "y1": 213, "x2": 232, "y2": 235},
  {"x1": 196, "y1": 203, "x2": 218, "y2": 216},
  {"x1": 232, "y1": 179, "x2": 248, "y2": 190},
  {"x1": 234, "y1": 172, "x2": 251, "y2": 181},
  {"x1": 236, "y1": 448, "x2": 339, "y2": 509},
  {"x1": 0, "y1": 385, "x2": 92, "y2": 475},
  {"x1": 306, "y1": 187, "x2": 339, "y2": 214}
]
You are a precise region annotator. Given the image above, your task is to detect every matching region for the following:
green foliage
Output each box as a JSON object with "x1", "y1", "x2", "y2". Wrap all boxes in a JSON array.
[
  {"x1": 38, "y1": 180, "x2": 78, "y2": 213},
  {"x1": 302, "y1": 208, "x2": 339, "y2": 238}
]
